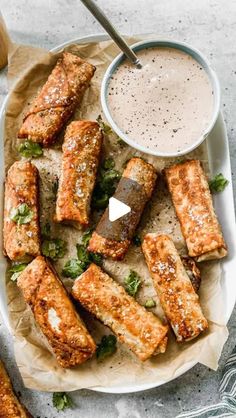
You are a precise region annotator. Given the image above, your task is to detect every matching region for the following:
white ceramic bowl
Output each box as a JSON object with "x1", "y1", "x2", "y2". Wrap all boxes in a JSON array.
[{"x1": 101, "y1": 39, "x2": 221, "y2": 157}]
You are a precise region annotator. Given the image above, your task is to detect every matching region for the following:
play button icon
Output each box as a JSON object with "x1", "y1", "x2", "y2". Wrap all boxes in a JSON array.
[{"x1": 108, "y1": 197, "x2": 131, "y2": 222}]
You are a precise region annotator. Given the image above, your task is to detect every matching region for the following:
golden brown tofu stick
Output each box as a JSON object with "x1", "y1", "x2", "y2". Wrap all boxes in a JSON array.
[
  {"x1": 17, "y1": 256, "x2": 96, "y2": 368},
  {"x1": 88, "y1": 157, "x2": 157, "y2": 260},
  {"x1": 72, "y1": 264, "x2": 168, "y2": 361},
  {"x1": 0, "y1": 359, "x2": 33, "y2": 418},
  {"x1": 142, "y1": 234, "x2": 208, "y2": 342},
  {"x1": 3, "y1": 161, "x2": 40, "y2": 262},
  {"x1": 55, "y1": 121, "x2": 103, "y2": 227},
  {"x1": 164, "y1": 160, "x2": 227, "y2": 261},
  {"x1": 18, "y1": 52, "x2": 96, "y2": 146}
]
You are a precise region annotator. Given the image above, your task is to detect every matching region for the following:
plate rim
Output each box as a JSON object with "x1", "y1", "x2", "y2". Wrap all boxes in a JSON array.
[{"x1": 0, "y1": 33, "x2": 235, "y2": 394}]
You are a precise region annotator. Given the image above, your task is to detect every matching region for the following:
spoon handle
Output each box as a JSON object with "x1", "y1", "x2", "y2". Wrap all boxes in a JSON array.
[{"x1": 80, "y1": 0, "x2": 141, "y2": 68}]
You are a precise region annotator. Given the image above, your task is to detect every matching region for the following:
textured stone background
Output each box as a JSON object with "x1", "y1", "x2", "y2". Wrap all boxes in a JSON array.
[{"x1": 0, "y1": 1, "x2": 236, "y2": 417}]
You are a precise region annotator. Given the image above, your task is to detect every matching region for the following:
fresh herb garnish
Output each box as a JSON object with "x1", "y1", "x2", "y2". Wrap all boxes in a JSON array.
[
  {"x1": 76, "y1": 244, "x2": 91, "y2": 267},
  {"x1": 96, "y1": 114, "x2": 113, "y2": 134},
  {"x1": 53, "y1": 392, "x2": 73, "y2": 411},
  {"x1": 89, "y1": 252, "x2": 103, "y2": 266},
  {"x1": 10, "y1": 203, "x2": 33, "y2": 225},
  {"x1": 96, "y1": 335, "x2": 117, "y2": 361},
  {"x1": 124, "y1": 270, "x2": 141, "y2": 297},
  {"x1": 209, "y1": 173, "x2": 229, "y2": 193},
  {"x1": 81, "y1": 228, "x2": 93, "y2": 247},
  {"x1": 103, "y1": 157, "x2": 115, "y2": 170},
  {"x1": 9, "y1": 263, "x2": 28, "y2": 282},
  {"x1": 41, "y1": 222, "x2": 51, "y2": 238},
  {"x1": 144, "y1": 299, "x2": 156, "y2": 309},
  {"x1": 42, "y1": 239, "x2": 66, "y2": 260},
  {"x1": 62, "y1": 259, "x2": 84, "y2": 279},
  {"x1": 92, "y1": 191, "x2": 110, "y2": 209},
  {"x1": 132, "y1": 234, "x2": 141, "y2": 246},
  {"x1": 18, "y1": 140, "x2": 43, "y2": 158},
  {"x1": 92, "y1": 158, "x2": 121, "y2": 210},
  {"x1": 62, "y1": 242, "x2": 103, "y2": 279},
  {"x1": 76, "y1": 244, "x2": 103, "y2": 268}
]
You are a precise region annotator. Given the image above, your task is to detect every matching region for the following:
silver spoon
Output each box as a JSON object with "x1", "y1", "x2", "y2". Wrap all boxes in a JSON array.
[{"x1": 80, "y1": 0, "x2": 142, "y2": 69}]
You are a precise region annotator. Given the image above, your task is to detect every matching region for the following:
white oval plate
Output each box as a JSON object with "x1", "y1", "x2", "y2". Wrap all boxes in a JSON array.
[{"x1": 0, "y1": 34, "x2": 236, "y2": 394}]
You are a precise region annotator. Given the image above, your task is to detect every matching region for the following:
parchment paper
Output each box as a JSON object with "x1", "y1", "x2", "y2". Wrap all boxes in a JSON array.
[{"x1": 3, "y1": 36, "x2": 228, "y2": 391}]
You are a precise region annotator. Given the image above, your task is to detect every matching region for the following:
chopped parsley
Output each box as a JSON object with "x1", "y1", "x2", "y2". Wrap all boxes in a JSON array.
[
  {"x1": 92, "y1": 158, "x2": 121, "y2": 210},
  {"x1": 42, "y1": 239, "x2": 66, "y2": 260},
  {"x1": 81, "y1": 228, "x2": 93, "y2": 247},
  {"x1": 62, "y1": 242, "x2": 103, "y2": 279},
  {"x1": 62, "y1": 259, "x2": 84, "y2": 279},
  {"x1": 96, "y1": 335, "x2": 117, "y2": 361},
  {"x1": 144, "y1": 299, "x2": 156, "y2": 309},
  {"x1": 18, "y1": 140, "x2": 43, "y2": 158},
  {"x1": 89, "y1": 252, "x2": 103, "y2": 266},
  {"x1": 41, "y1": 222, "x2": 51, "y2": 238},
  {"x1": 76, "y1": 244, "x2": 91, "y2": 268},
  {"x1": 10, "y1": 203, "x2": 33, "y2": 225},
  {"x1": 132, "y1": 234, "x2": 141, "y2": 246},
  {"x1": 124, "y1": 270, "x2": 142, "y2": 297},
  {"x1": 52, "y1": 392, "x2": 73, "y2": 411},
  {"x1": 92, "y1": 191, "x2": 109, "y2": 209},
  {"x1": 102, "y1": 157, "x2": 115, "y2": 170},
  {"x1": 9, "y1": 263, "x2": 28, "y2": 282},
  {"x1": 96, "y1": 114, "x2": 112, "y2": 134},
  {"x1": 76, "y1": 244, "x2": 103, "y2": 268},
  {"x1": 209, "y1": 173, "x2": 229, "y2": 193}
]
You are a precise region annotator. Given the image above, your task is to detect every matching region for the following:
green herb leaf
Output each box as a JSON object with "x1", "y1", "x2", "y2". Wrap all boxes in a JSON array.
[
  {"x1": 92, "y1": 157, "x2": 121, "y2": 210},
  {"x1": 209, "y1": 173, "x2": 229, "y2": 193},
  {"x1": 96, "y1": 114, "x2": 113, "y2": 134},
  {"x1": 144, "y1": 299, "x2": 156, "y2": 308},
  {"x1": 103, "y1": 157, "x2": 115, "y2": 170},
  {"x1": 76, "y1": 244, "x2": 91, "y2": 266},
  {"x1": 62, "y1": 259, "x2": 84, "y2": 279},
  {"x1": 99, "y1": 169, "x2": 121, "y2": 194},
  {"x1": 89, "y1": 252, "x2": 103, "y2": 266},
  {"x1": 63, "y1": 243, "x2": 103, "y2": 279},
  {"x1": 41, "y1": 222, "x2": 51, "y2": 238},
  {"x1": 18, "y1": 140, "x2": 43, "y2": 158},
  {"x1": 92, "y1": 189, "x2": 109, "y2": 209},
  {"x1": 53, "y1": 392, "x2": 73, "y2": 411},
  {"x1": 96, "y1": 335, "x2": 117, "y2": 361},
  {"x1": 9, "y1": 263, "x2": 28, "y2": 282},
  {"x1": 10, "y1": 203, "x2": 33, "y2": 225},
  {"x1": 132, "y1": 235, "x2": 141, "y2": 246},
  {"x1": 42, "y1": 239, "x2": 66, "y2": 260},
  {"x1": 124, "y1": 270, "x2": 141, "y2": 297},
  {"x1": 81, "y1": 228, "x2": 93, "y2": 247}
]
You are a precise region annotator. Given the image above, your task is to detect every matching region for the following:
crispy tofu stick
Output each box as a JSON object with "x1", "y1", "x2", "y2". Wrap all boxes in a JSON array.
[
  {"x1": 17, "y1": 256, "x2": 96, "y2": 368},
  {"x1": 18, "y1": 52, "x2": 96, "y2": 146},
  {"x1": 72, "y1": 264, "x2": 168, "y2": 361},
  {"x1": 0, "y1": 359, "x2": 32, "y2": 417},
  {"x1": 3, "y1": 161, "x2": 40, "y2": 262},
  {"x1": 55, "y1": 121, "x2": 102, "y2": 227},
  {"x1": 164, "y1": 160, "x2": 227, "y2": 261},
  {"x1": 142, "y1": 234, "x2": 208, "y2": 342},
  {"x1": 88, "y1": 157, "x2": 157, "y2": 260}
]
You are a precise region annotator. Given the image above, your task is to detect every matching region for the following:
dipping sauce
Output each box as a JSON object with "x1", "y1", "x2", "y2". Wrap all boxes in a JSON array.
[{"x1": 107, "y1": 47, "x2": 214, "y2": 154}]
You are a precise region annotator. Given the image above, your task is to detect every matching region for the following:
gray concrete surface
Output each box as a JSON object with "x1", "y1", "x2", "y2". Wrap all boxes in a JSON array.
[{"x1": 0, "y1": 0, "x2": 236, "y2": 417}]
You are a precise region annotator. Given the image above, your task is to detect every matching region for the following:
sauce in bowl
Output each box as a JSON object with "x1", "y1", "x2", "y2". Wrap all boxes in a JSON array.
[{"x1": 107, "y1": 47, "x2": 214, "y2": 154}]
